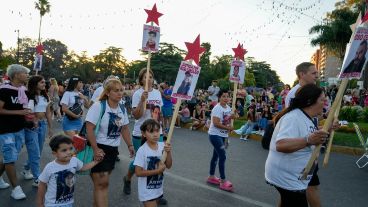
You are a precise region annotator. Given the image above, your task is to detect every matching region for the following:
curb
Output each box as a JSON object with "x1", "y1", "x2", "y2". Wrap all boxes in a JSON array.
[{"x1": 180, "y1": 123, "x2": 364, "y2": 156}]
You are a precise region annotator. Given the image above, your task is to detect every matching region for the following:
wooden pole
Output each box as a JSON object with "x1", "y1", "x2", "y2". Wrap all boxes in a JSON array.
[
  {"x1": 161, "y1": 98, "x2": 182, "y2": 163},
  {"x1": 230, "y1": 82, "x2": 238, "y2": 126},
  {"x1": 144, "y1": 22, "x2": 154, "y2": 110},
  {"x1": 301, "y1": 78, "x2": 348, "y2": 179},
  {"x1": 322, "y1": 100, "x2": 342, "y2": 167}
]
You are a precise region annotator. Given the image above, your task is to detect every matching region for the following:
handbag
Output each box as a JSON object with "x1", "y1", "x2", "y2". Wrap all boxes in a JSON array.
[
  {"x1": 67, "y1": 103, "x2": 83, "y2": 120},
  {"x1": 76, "y1": 100, "x2": 106, "y2": 175}
]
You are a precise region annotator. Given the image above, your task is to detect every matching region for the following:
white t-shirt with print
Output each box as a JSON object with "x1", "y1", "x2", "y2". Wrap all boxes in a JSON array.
[
  {"x1": 38, "y1": 157, "x2": 83, "y2": 207},
  {"x1": 265, "y1": 109, "x2": 318, "y2": 191},
  {"x1": 134, "y1": 142, "x2": 165, "y2": 202},
  {"x1": 86, "y1": 101, "x2": 129, "y2": 147},
  {"x1": 208, "y1": 103, "x2": 232, "y2": 137},
  {"x1": 132, "y1": 88, "x2": 163, "y2": 137},
  {"x1": 91, "y1": 86, "x2": 103, "y2": 102},
  {"x1": 60, "y1": 91, "x2": 84, "y2": 108},
  {"x1": 284, "y1": 84, "x2": 300, "y2": 108}
]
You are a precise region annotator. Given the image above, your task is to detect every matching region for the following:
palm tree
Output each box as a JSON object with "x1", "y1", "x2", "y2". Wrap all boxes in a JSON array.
[
  {"x1": 35, "y1": 0, "x2": 51, "y2": 44},
  {"x1": 309, "y1": 8, "x2": 358, "y2": 61}
]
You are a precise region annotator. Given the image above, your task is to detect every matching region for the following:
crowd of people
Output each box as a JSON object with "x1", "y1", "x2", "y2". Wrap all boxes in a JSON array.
[{"x1": 0, "y1": 61, "x2": 357, "y2": 207}]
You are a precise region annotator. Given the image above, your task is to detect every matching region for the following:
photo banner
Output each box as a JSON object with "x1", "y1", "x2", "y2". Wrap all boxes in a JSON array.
[
  {"x1": 229, "y1": 60, "x2": 245, "y2": 84},
  {"x1": 142, "y1": 24, "x2": 160, "y2": 52},
  {"x1": 172, "y1": 61, "x2": 201, "y2": 100},
  {"x1": 339, "y1": 26, "x2": 368, "y2": 79},
  {"x1": 33, "y1": 54, "x2": 43, "y2": 71}
]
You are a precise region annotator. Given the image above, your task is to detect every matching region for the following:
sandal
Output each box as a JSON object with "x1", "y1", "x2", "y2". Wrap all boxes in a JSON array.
[
  {"x1": 219, "y1": 180, "x2": 233, "y2": 192},
  {"x1": 207, "y1": 176, "x2": 221, "y2": 185}
]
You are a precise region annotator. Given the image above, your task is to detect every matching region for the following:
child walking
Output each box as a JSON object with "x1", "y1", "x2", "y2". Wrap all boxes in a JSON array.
[
  {"x1": 134, "y1": 119, "x2": 172, "y2": 207},
  {"x1": 37, "y1": 135, "x2": 100, "y2": 207}
]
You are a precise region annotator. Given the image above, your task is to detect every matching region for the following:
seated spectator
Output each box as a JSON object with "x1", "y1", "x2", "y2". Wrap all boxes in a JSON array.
[
  {"x1": 236, "y1": 100, "x2": 244, "y2": 117},
  {"x1": 191, "y1": 103, "x2": 206, "y2": 130},
  {"x1": 176, "y1": 103, "x2": 192, "y2": 127},
  {"x1": 234, "y1": 106, "x2": 257, "y2": 141},
  {"x1": 258, "y1": 105, "x2": 273, "y2": 133}
]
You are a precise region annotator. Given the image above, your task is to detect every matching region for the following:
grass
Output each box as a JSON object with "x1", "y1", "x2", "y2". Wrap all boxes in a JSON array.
[{"x1": 233, "y1": 119, "x2": 366, "y2": 148}]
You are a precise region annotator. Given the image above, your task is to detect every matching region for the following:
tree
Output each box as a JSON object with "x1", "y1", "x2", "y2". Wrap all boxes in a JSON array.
[
  {"x1": 35, "y1": 0, "x2": 51, "y2": 44},
  {"x1": 42, "y1": 39, "x2": 69, "y2": 79},
  {"x1": 246, "y1": 57, "x2": 281, "y2": 89},
  {"x1": 66, "y1": 51, "x2": 97, "y2": 82},
  {"x1": 94, "y1": 46, "x2": 127, "y2": 78},
  {"x1": 309, "y1": 7, "x2": 358, "y2": 61}
]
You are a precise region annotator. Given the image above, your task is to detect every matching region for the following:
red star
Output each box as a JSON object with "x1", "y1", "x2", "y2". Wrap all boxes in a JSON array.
[
  {"x1": 232, "y1": 43, "x2": 247, "y2": 61},
  {"x1": 184, "y1": 34, "x2": 206, "y2": 65},
  {"x1": 36, "y1": 44, "x2": 44, "y2": 55},
  {"x1": 145, "y1": 3, "x2": 163, "y2": 26}
]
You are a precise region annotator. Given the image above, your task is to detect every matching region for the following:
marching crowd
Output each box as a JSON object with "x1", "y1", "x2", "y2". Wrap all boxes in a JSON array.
[{"x1": 0, "y1": 62, "x2": 351, "y2": 207}]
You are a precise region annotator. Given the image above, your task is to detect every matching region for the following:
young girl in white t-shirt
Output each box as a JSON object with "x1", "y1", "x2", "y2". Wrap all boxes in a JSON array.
[
  {"x1": 207, "y1": 90, "x2": 237, "y2": 192},
  {"x1": 134, "y1": 119, "x2": 172, "y2": 207}
]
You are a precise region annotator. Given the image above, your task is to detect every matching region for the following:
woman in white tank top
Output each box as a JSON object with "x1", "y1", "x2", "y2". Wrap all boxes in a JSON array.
[{"x1": 22, "y1": 75, "x2": 53, "y2": 186}]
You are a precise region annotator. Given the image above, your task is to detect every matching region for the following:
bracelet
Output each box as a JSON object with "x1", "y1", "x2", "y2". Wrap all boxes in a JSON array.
[{"x1": 304, "y1": 135, "x2": 310, "y2": 146}]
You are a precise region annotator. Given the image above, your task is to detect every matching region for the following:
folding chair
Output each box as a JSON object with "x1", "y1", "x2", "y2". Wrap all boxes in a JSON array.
[{"x1": 353, "y1": 123, "x2": 368, "y2": 169}]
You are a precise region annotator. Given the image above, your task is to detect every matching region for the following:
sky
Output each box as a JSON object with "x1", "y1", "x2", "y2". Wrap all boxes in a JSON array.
[{"x1": 0, "y1": 0, "x2": 337, "y2": 85}]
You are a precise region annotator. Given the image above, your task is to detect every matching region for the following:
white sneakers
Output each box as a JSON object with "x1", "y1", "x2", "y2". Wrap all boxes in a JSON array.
[
  {"x1": 0, "y1": 176, "x2": 10, "y2": 189},
  {"x1": 21, "y1": 169, "x2": 33, "y2": 180},
  {"x1": 11, "y1": 186, "x2": 26, "y2": 200},
  {"x1": 32, "y1": 179, "x2": 39, "y2": 187}
]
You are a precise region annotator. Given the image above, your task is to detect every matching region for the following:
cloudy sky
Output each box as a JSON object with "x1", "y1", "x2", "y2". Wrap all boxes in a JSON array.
[{"x1": 1, "y1": 0, "x2": 337, "y2": 84}]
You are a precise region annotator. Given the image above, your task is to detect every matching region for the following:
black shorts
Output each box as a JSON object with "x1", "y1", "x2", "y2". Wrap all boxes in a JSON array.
[
  {"x1": 145, "y1": 194, "x2": 163, "y2": 202},
  {"x1": 275, "y1": 186, "x2": 308, "y2": 207},
  {"x1": 91, "y1": 144, "x2": 119, "y2": 173},
  {"x1": 308, "y1": 164, "x2": 320, "y2": 186}
]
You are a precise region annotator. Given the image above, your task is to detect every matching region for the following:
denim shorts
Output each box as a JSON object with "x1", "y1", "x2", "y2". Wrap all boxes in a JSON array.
[
  {"x1": 162, "y1": 106, "x2": 173, "y2": 117},
  {"x1": 0, "y1": 129, "x2": 25, "y2": 163},
  {"x1": 62, "y1": 116, "x2": 83, "y2": 132}
]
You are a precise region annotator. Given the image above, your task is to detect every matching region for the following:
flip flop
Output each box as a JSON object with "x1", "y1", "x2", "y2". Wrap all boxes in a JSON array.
[
  {"x1": 219, "y1": 180, "x2": 233, "y2": 192},
  {"x1": 207, "y1": 176, "x2": 221, "y2": 185}
]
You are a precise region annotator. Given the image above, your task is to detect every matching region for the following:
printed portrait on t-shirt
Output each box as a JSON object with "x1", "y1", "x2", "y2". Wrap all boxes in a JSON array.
[
  {"x1": 55, "y1": 170, "x2": 75, "y2": 204},
  {"x1": 146, "y1": 156, "x2": 163, "y2": 189},
  {"x1": 222, "y1": 112, "x2": 231, "y2": 126},
  {"x1": 107, "y1": 112, "x2": 123, "y2": 139}
]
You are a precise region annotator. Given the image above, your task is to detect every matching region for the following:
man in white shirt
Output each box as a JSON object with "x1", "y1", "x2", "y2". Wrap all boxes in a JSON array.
[
  {"x1": 285, "y1": 62, "x2": 318, "y2": 108},
  {"x1": 208, "y1": 80, "x2": 220, "y2": 102},
  {"x1": 284, "y1": 62, "x2": 320, "y2": 207}
]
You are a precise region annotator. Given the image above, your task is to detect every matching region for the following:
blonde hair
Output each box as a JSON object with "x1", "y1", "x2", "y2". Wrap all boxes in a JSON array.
[
  {"x1": 50, "y1": 78, "x2": 58, "y2": 86},
  {"x1": 99, "y1": 79, "x2": 123, "y2": 101}
]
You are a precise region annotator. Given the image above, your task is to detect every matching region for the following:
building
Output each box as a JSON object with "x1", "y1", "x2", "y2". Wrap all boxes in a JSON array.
[{"x1": 310, "y1": 45, "x2": 342, "y2": 86}]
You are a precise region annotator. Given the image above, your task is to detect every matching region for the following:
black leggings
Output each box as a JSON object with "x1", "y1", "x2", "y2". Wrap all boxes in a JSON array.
[{"x1": 275, "y1": 186, "x2": 308, "y2": 207}]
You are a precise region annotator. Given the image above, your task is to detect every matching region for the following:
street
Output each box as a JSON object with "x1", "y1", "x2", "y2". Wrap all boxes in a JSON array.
[{"x1": 1, "y1": 120, "x2": 367, "y2": 207}]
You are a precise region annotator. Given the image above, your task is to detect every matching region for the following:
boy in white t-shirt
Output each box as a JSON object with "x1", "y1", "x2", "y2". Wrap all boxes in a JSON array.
[
  {"x1": 37, "y1": 135, "x2": 100, "y2": 207},
  {"x1": 134, "y1": 119, "x2": 172, "y2": 207}
]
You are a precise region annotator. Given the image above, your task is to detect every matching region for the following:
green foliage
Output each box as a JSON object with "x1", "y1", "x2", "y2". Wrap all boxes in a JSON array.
[
  {"x1": 339, "y1": 106, "x2": 364, "y2": 122},
  {"x1": 360, "y1": 107, "x2": 368, "y2": 122},
  {"x1": 246, "y1": 57, "x2": 282, "y2": 89},
  {"x1": 309, "y1": 6, "x2": 358, "y2": 60},
  {"x1": 93, "y1": 46, "x2": 127, "y2": 78}
]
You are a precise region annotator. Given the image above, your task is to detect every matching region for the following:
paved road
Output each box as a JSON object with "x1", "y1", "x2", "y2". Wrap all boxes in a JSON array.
[{"x1": 1, "y1": 120, "x2": 368, "y2": 207}]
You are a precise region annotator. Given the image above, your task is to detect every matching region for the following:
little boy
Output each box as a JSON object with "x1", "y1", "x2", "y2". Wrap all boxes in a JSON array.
[{"x1": 37, "y1": 135, "x2": 100, "y2": 207}]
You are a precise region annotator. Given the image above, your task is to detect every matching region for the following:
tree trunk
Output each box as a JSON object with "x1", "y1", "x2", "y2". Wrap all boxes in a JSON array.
[{"x1": 38, "y1": 15, "x2": 42, "y2": 44}]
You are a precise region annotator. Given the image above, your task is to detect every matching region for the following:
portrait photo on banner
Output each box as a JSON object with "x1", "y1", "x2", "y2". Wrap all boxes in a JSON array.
[
  {"x1": 34, "y1": 53, "x2": 43, "y2": 71},
  {"x1": 172, "y1": 61, "x2": 201, "y2": 100},
  {"x1": 142, "y1": 24, "x2": 160, "y2": 52},
  {"x1": 229, "y1": 60, "x2": 245, "y2": 84},
  {"x1": 340, "y1": 26, "x2": 368, "y2": 79}
]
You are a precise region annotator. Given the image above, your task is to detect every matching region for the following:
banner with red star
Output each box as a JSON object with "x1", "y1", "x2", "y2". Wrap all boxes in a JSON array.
[
  {"x1": 145, "y1": 3, "x2": 163, "y2": 26},
  {"x1": 184, "y1": 34, "x2": 206, "y2": 65},
  {"x1": 232, "y1": 43, "x2": 247, "y2": 61}
]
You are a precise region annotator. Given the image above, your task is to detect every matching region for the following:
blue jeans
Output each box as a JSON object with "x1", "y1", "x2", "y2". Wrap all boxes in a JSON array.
[
  {"x1": 259, "y1": 118, "x2": 268, "y2": 130},
  {"x1": 24, "y1": 120, "x2": 47, "y2": 179},
  {"x1": 239, "y1": 121, "x2": 256, "y2": 135},
  {"x1": 208, "y1": 134, "x2": 226, "y2": 180},
  {"x1": 0, "y1": 129, "x2": 25, "y2": 163}
]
